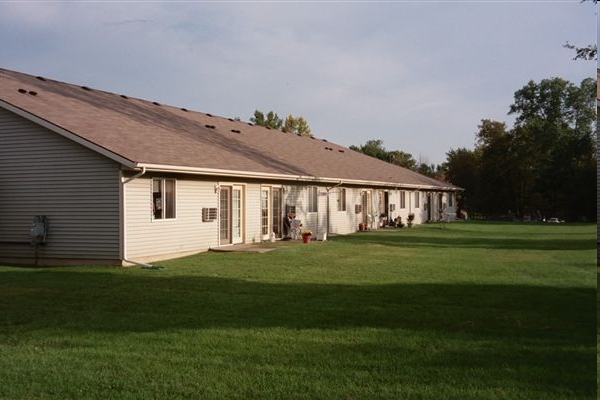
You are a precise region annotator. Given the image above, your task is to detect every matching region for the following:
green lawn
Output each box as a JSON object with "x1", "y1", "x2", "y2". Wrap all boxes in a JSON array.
[{"x1": 0, "y1": 222, "x2": 596, "y2": 399}]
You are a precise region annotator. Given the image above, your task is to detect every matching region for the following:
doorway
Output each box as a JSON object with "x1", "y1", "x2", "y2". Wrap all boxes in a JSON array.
[
  {"x1": 220, "y1": 185, "x2": 244, "y2": 245},
  {"x1": 261, "y1": 186, "x2": 283, "y2": 241}
]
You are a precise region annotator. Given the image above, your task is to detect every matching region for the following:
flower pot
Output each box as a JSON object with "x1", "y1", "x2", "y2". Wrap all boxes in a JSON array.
[
  {"x1": 358, "y1": 223, "x2": 366, "y2": 231},
  {"x1": 302, "y1": 234, "x2": 312, "y2": 244}
]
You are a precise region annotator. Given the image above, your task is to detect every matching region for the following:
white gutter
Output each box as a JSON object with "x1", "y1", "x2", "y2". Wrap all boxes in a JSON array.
[
  {"x1": 136, "y1": 163, "x2": 462, "y2": 191},
  {"x1": 123, "y1": 167, "x2": 147, "y2": 183},
  {"x1": 325, "y1": 181, "x2": 344, "y2": 235},
  {"x1": 121, "y1": 167, "x2": 147, "y2": 266}
]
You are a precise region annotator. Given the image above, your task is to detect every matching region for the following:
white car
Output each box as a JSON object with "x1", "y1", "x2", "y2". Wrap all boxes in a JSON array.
[{"x1": 546, "y1": 218, "x2": 561, "y2": 223}]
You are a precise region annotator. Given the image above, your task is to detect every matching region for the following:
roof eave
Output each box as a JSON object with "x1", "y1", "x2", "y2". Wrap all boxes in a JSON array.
[{"x1": 136, "y1": 163, "x2": 462, "y2": 191}]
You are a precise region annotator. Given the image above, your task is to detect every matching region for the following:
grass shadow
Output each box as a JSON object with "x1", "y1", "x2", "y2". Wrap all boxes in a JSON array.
[{"x1": 0, "y1": 270, "x2": 594, "y2": 344}]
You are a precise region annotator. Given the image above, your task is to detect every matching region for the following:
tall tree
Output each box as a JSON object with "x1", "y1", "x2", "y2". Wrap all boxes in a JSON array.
[
  {"x1": 282, "y1": 114, "x2": 312, "y2": 136},
  {"x1": 250, "y1": 110, "x2": 283, "y2": 130},
  {"x1": 508, "y1": 77, "x2": 596, "y2": 220},
  {"x1": 445, "y1": 147, "x2": 481, "y2": 213}
]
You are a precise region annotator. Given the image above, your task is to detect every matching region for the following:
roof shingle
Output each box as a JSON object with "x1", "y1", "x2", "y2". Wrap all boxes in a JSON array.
[{"x1": 0, "y1": 68, "x2": 460, "y2": 190}]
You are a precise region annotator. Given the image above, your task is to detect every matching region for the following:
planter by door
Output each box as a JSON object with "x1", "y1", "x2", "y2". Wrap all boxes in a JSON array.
[
  {"x1": 302, "y1": 234, "x2": 312, "y2": 244},
  {"x1": 359, "y1": 223, "x2": 366, "y2": 231}
]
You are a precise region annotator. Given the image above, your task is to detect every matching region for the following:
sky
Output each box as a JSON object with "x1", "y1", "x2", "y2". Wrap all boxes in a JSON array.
[{"x1": 0, "y1": 1, "x2": 596, "y2": 165}]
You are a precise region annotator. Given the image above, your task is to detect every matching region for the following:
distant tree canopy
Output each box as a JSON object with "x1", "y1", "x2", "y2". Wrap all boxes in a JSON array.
[
  {"x1": 251, "y1": 110, "x2": 313, "y2": 136},
  {"x1": 349, "y1": 139, "x2": 445, "y2": 178},
  {"x1": 445, "y1": 77, "x2": 596, "y2": 221}
]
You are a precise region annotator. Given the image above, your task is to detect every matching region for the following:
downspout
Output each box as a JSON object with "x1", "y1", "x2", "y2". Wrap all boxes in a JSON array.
[
  {"x1": 325, "y1": 181, "x2": 343, "y2": 236},
  {"x1": 123, "y1": 167, "x2": 147, "y2": 184},
  {"x1": 121, "y1": 167, "x2": 147, "y2": 266}
]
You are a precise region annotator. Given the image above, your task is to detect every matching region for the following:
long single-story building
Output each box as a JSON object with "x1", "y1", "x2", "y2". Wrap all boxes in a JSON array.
[{"x1": 0, "y1": 68, "x2": 462, "y2": 266}]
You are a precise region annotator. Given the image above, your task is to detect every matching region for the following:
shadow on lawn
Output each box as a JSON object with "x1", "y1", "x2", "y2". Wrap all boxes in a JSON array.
[
  {"x1": 0, "y1": 270, "x2": 594, "y2": 347},
  {"x1": 339, "y1": 229, "x2": 595, "y2": 251}
]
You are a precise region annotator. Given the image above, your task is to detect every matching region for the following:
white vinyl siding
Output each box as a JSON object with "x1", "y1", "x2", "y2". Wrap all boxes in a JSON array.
[
  {"x1": 124, "y1": 177, "x2": 219, "y2": 261},
  {"x1": 0, "y1": 108, "x2": 121, "y2": 264}
]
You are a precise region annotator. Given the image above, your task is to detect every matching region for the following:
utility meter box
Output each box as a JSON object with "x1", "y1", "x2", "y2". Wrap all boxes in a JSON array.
[{"x1": 29, "y1": 215, "x2": 48, "y2": 245}]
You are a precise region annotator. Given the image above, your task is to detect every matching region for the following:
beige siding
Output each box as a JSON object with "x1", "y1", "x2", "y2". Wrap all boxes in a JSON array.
[
  {"x1": 0, "y1": 108, "x2": 121, "y2": 264},
  {"x1": 328, "y1": 187, "x2": 361, "y2": 234},
  {"x1": 124, "y1": 176, "x2": 219, "y2": 261},
  {"x1": 245, "y1": 183, "x2": 262, "y2": 244}
]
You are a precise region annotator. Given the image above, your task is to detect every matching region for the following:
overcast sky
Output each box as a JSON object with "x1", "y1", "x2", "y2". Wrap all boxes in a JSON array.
[{"x1": 0, "y1": 1, "x2": 596, "y2": 165}]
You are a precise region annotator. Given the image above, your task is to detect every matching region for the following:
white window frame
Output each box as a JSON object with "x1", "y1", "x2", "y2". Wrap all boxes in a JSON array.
[
  {"x1": 338, "y1": 188, "x2": 346, "y2": 212},
  {"x1": 400, "y1": 191, "x2": 406, "y2": 209},
  {"x1": 308, "y1": 186, "x2": 318, "y2": 213},
  {"x1": 414, "y1": 191, "x2": 420, "y2": 208},
  {"x1": 152, "y1": 178, "x2": 176, "y2": 220}
]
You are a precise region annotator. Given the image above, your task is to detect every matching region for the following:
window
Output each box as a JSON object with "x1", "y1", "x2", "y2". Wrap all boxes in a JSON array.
[
  {"x1": 152, "y1": 178, "x2": 176, "y2": 220},
  {"x1": 400, "y1": 191, "x2": 406, "y2": 209},
  {"x1": 414, "y1": 192, "x2": 420, "y2": 208},
  {"x1": 448, "y1": 192, "x2": 454, "y2": 207},
  {"x1": 338, "y1": 188, "x2": 346, "y2": 212},
  {"x1": 308, "y1": 186, "x2": 318, "y2": 213}
]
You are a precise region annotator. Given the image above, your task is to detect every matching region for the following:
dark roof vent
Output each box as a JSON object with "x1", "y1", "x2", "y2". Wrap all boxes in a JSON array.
[
  {"x1": 28, "y1": 91, "x2": 38, "y2": 96},
  {"x1": 81, "y1": 86, "x2": 91, "y2": 91},
  {"x1": 120, "y1": 94, "x2": 129, "y2": 99},
  {"x1": 17, "y1": 88, "x2": 27, "y2": 94},
  {"x1": 322, "y1": 139, "x2": 328, "y2": 142},
  {"x1": 152, "y1": 101, "x2": 160, "y2": 106},
  {"x1": 338, "y1": 149, "x2": 345, "y2": 153},
  {"x1": 181, "y1": 108, "x2": 188, "y2": 112},
  {"x1": 231, "y1": 129, "x2": 241, "y2": 134},
  {"x1": 266, "y1": 126, "x2": 271, "y2": 130},
  {"x1": 228, "y1": 118, "x2": 234, "y2": 121},
  {"x1": 247, "y1": 122, "x2": 254, "y2": 126},
  {"x1": 36, "y1": 76, "x2": 46, "y2": 82},
  {"x1": 206, "y1": 113, "x2": 213, "y2": 117},
  {"x1": 205, "y1": 124, "x2": 216, "y2": 129}
]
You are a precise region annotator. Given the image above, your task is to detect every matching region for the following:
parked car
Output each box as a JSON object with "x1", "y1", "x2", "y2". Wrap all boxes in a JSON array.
[{"x1": 546, "y1": 218, "x2": 562, "y2": 223}]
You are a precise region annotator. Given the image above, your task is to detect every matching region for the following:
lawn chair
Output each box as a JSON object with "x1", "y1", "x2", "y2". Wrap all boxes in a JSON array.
[{"x1": 290, "y1": 219, "x2": 302, "y2": 240}]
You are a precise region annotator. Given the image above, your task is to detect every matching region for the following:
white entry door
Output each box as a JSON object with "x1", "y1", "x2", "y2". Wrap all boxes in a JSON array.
[{"x1": 220, "y1": 185, "x2": 244, "y2": 245}]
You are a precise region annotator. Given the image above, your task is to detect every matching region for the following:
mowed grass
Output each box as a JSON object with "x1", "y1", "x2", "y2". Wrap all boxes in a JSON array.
[{"x1": 0, "y1": 222, "x2": 595, "y2": 400}]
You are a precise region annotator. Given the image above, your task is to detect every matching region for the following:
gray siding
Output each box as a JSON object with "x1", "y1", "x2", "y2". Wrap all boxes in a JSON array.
[{"x1": 0, "y1": 108, "x2": 121, "y2": 264}]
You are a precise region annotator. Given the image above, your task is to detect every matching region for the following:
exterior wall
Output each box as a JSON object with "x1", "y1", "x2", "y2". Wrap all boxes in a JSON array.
[
  {"x1": 124, "y1": 175, "x2": 220, "y2": 262},
  {"x1": 328, "y1": 187, "x2": 361, "y2": 234},
  {"x1": 0, "y1": 108, "x2": 121, "y2": 265},
  {"x1": 245, "y1": 183, "x2": 262, "y2": 244}
]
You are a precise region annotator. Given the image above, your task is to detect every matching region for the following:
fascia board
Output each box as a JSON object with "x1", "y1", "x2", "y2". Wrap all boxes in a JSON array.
[{"x1": 136, "y1": 163, "x2": 462, "y2": 191}]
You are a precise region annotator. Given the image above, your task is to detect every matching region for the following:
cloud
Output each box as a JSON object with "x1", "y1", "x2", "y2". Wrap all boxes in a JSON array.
[{"x1": 0, "y1": 1, "x2": 595, "y2": 165}]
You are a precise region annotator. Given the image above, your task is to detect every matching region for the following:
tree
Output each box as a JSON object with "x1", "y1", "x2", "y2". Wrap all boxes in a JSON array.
[
  {"x1": 562, "y1": 0, "x2": 597, "y2": 60},
  {"x1": 250, "y1": 110, "x2": 283, "y2": 130},
  {"x1": 451, "y1": 77, "x2": 596, "y2": 221},
  {"x1": 508, "y1": 77, "x2": 596, "y2": 220},
  {"x1": 282, "y1": 114, "x2": 312, "y2": 136},
  {"x1": 445, "y1": 147, "x2": 481, "y2": 214}
]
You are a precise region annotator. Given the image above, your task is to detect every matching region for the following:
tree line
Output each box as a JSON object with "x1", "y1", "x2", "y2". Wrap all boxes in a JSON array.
[
  {"x1": 250, "y1": 110, "x2": 312, "y2": 137},
  {"x1": 446, "y1": 77, "x2": 596, "y2": 222},
  {"x1": 351, "y1": 77, "x2": 596, "y2": 222},
  {"x1": 251, "y1": 75, "x2": 596, "y2": 222}
]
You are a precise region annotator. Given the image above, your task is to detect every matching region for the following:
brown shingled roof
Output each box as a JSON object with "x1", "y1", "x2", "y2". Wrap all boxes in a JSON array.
[{"x1": 0, "y1": 68, "x2": 460, "y2": 190}]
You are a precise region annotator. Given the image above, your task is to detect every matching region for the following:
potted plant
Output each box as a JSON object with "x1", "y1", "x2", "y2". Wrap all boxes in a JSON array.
[
  {"x1": 301, "y1": 230, "x2": 313, "y2": 244},
  {"x1": 407, "y1": 213, "x2": 415, "y2": 228}
]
